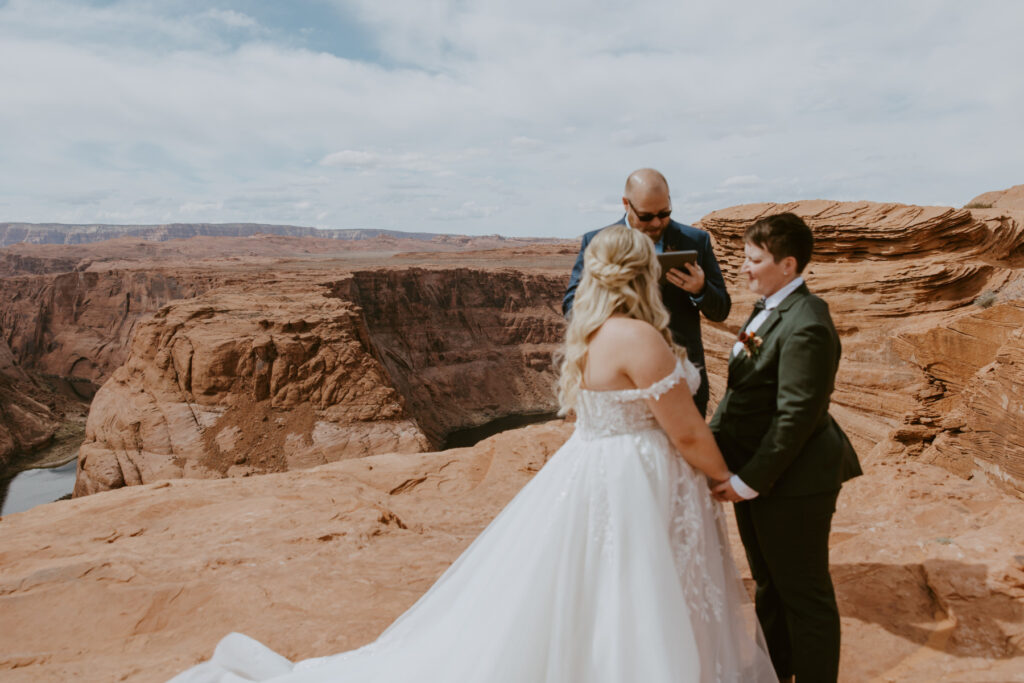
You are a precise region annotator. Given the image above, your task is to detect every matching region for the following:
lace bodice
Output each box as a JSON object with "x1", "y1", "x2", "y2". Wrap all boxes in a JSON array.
[{"x1": 575, "y1": 360, "x2": 701, "y2": 439}]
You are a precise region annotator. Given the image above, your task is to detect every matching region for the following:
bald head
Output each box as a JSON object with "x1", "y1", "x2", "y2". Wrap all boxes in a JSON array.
[
  {"x1": 624, "y1": 168, "x2": 669, "y2": 197},
  {"x1": 622, "y1": 168, "x2": 672, "y2": 240}
]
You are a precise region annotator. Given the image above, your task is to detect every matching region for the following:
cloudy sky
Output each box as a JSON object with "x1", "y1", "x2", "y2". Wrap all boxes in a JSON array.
[{"x1": 1, "y1": 0, "x2": 1021, "y2": 237}]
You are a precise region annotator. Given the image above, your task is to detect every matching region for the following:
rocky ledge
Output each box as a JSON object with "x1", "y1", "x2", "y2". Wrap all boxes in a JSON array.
[{"x1": 2, "y1": 422, "x2": 1022, "y2": 682}]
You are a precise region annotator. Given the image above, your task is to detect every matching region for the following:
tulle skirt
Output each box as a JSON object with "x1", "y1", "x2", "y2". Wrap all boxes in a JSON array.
[{"x1": 170, "y1": 428, "x2": 776, "y2": 682}]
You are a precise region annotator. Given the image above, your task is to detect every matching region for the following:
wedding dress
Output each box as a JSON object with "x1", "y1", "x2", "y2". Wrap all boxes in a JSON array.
[{"x1": 170, "y1": 359, "x2": 776, "y2": 682}]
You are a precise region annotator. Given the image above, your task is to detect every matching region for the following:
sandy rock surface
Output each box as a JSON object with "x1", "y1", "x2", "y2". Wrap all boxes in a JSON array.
[{"x1": 3, "y1": 421, "x2": 1023, "y2": 682}]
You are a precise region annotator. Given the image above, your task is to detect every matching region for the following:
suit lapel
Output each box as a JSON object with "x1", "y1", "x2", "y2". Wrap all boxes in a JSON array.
[
  {"x1": 728, "y1": 283, "x2": 810, "y2": 377},
  {"x1": 755, "y1": 284, "x2": 810, "y2": 347},
  {"x1": 750, "y1": 307, "x2": 783, "y2": 343}
]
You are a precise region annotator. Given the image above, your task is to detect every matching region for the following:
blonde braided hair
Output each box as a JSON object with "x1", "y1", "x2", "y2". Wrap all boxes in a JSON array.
[{"x1": 557, "y1": 224, "x2": 685, "y2": 414}]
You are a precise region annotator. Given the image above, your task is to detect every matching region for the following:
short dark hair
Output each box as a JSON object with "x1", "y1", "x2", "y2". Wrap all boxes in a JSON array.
[{"x1": 744, "y1": 212, "x2": 813, "y2": 273}]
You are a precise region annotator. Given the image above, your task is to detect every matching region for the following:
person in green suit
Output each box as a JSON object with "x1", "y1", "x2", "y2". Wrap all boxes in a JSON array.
[{"x1": 709, "y1": 212, "x2": 862, "y2": 683}]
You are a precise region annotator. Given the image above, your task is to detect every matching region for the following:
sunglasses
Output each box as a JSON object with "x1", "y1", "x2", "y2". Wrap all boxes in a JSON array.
[{"x1": 627, "y1": 199, "x2": 672, "y2": 222}]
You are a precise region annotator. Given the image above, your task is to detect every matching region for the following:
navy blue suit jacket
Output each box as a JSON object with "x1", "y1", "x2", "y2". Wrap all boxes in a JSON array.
[{"x1": 562, "y1": 218, "x2": 731, "y2": 414}]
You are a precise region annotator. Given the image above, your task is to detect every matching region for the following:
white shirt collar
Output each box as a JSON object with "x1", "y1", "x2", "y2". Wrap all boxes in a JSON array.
[{"x1": 763, "y1": 276, "x2": 804, "y2": 310}]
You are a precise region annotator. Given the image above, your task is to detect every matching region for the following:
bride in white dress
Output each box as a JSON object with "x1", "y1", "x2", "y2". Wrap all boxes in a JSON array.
[{"x1": 170, "y1": 224, "x2": 776, "y2": 682}]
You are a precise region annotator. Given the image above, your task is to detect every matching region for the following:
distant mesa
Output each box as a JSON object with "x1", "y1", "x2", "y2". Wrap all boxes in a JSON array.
[
  {"x1": 0, "y1": 222, "x2": 505, "y2": 248},
  {"x1": 965, "y1": 183, "x2": 1024, "y2": 210}
]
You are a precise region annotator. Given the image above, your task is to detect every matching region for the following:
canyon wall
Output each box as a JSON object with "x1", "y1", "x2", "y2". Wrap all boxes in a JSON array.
[
  {"x1": 0, "y1": 269, "x2": 226, "y2": 388},
  {"x1": 338, "y1": 268, "x2": 564, "y2": 444},
  {"x1": 0, "y1": 337, "x2": 59, "y2": 469},
  {"x1": 75, "y1": 267, "x2": 566, "y2": 495}
]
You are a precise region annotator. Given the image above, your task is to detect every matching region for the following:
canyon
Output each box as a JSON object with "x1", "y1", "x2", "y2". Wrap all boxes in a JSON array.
[{"x1": 2, "y1": 191, "x2": 1024, "y2": 680}]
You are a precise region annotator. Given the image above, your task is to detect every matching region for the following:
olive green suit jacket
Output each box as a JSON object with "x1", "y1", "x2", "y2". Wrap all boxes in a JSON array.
[{"x1": 709, "y1": 283, "x2": 862, "y2": 497}]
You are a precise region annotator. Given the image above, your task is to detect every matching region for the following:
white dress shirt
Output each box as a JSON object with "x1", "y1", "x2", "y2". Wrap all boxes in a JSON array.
[{"x1": 728, "y1": 276, "x2": 805, "y2": 500}]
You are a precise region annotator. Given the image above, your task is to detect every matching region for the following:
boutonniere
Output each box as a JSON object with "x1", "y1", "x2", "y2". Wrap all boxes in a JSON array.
[{"x1": 737, "y1": 330, "x2": 763, "y2": 359}]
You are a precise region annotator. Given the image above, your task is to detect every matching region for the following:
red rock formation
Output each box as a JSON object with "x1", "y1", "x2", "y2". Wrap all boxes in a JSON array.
[
  {"x1": 75, "y1": 267, "x2": 567, "y2": 494},
  {"x1": 337, "y1": 268, "x2": 565, "y2": 443},
  {"x1": 0, "y1": 269, "x2": 225, "y2": 385},
  {"x1": 0, "y1": 236, "x2": 574, "y2": 487},
  {"x1": 0, "y1": 337, "x2": 58, "y2": 468},
  {"x1": 75, "y1": 282, "x2": 430, "y2": 494}
]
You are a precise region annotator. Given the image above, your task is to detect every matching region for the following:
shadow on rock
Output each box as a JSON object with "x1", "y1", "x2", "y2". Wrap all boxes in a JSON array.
[{"x1": 834, "y1": 559, "x2": 1024, "y2": 659}]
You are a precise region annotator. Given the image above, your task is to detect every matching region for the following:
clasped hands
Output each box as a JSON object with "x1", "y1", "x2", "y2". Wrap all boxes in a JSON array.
[
  {"x1": 664, "y1": 262, "x2": 705, "y2": 295},
  {"x1": 708, "y1": 475, "x2": 744, "y2": 503}
]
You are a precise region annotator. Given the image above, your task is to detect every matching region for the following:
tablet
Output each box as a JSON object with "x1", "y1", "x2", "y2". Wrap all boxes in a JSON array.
[{"x1": 657, "y1": 250, "x2": 698, "y2": 281}]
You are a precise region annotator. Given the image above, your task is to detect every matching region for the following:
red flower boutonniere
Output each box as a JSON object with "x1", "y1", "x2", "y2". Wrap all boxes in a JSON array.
[{"x1": 738, "y1": 331, "x2": 763, "y2": 359}]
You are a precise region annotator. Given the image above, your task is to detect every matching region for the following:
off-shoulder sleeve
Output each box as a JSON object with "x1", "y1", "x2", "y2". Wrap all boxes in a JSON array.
[{"x1": 605, "y1": 359, "x2": 701, "y2": 402}]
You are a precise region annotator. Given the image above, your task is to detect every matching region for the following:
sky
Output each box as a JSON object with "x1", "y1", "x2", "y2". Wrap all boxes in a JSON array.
[{"x1": 0, "y1": 0, "x2": 1021, "y2": 238}]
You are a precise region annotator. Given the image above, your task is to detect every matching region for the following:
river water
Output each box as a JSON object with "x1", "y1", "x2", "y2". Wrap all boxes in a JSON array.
[
  {"x1": 0, "y1": 461, "x2": 77, "y2": 516},
  {"x1": 442, "y1": 412, "x2": 560, "y2": 449},
  {"x1": 0, "y1": 413, "x2": 557, "y2": 515}
]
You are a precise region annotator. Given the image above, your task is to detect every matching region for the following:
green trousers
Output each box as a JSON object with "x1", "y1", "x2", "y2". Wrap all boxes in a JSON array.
[{"x1": 734, "y1": 489, "x2": 841, "y2": 682}]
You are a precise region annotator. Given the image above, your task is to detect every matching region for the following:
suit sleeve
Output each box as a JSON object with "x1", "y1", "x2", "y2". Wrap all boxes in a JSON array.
[
  {"x1": 562, "y1": 235, "x2": 588, "y2": 316},
  {"x1": 693, "y1": 231, "x2": 731, "y2": 322},
  {"x1": 736, "y1": 318, "x2": 837, "y2": 493}
]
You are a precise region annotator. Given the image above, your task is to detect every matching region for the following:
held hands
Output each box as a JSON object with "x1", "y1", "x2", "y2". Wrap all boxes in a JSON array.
[
  {"x1": 711, "y1": 479, "x2": 744, "y2": 503},
  {"x1": 665, "y1": 263, "x2": 705, "y2": 295}
]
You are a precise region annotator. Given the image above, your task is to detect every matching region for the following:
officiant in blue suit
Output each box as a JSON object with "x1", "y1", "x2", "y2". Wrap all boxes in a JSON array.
[{"x1": 563, "y1": 168, "x2": 731, "y2": 416}]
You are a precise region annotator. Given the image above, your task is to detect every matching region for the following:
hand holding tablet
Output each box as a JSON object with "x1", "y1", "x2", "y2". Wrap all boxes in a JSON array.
[{"x1": 657, "y1": 250, "x2": 698, "y2": 284}]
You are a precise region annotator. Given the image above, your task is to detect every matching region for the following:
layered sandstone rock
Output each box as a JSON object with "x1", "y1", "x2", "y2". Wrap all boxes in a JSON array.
[
  {"x1": 0, "y1": 235, "x2": 570, "y2": 385},
  {"x1": 698, "y1": 200, "x2": 1024, "y2": 498},
  {"x1": 0, "y1": 269, "x2": 226, "y2": 386},
  {"x1": 76, "y1": 267, "x2": 566, "y2": 494},
  {"x1": 891, "y1": 300, "x2": 1024, "y2": 495},
  {"x1": 3, "y1": 422, "x2": 1023, "y2": 682},
  {"x1": 337, "y1": 268, "x2": 565, "y2": 443},
  {"x1": 75, "y1": 283, "x2": 428, "y2": 494}
]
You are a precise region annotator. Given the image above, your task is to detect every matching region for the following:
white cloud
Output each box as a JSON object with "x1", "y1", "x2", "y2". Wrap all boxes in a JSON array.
[
  {"x1": 429, "y1": 201, "x2": 500, "y2": 220},
  {"x1": 510, "y1": 136, "x2": 544, "y2": 150},
  {"x1": 577, "y1": 200, "x2": 625, "y2": 215},
  {"x1": 203, "y1": 9, "x2": 259, "y2": 30},
  {"x1": 722, "y1": 175, "x2": 762, "y2": 188},
  {"x1": 321, "y1": 150, "x2": 381, "y2": 168},
  {"x1": 611, "y1": 130, "x2": 668, "y2": 147},
  {"x1": 0, "y1": 0, "x2": 1022, "y2": 237},
  {"x1": 180, "y1": 200, "x2": 225, "y2": 215}
]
